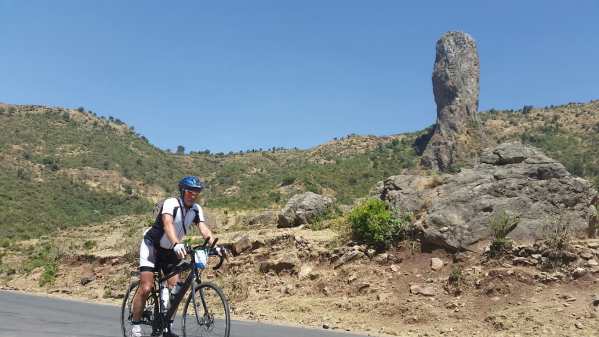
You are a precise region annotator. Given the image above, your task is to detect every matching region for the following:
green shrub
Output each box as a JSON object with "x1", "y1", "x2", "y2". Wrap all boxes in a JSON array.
[
  {"x1": 446, "y1": 265, "x2": 464, "y2": 295},
  {"x1": 24, "y1": 241, "x2": 60, "y2": 286},
  {"x1": 488, "y1": 210, "x2": 519, "y2": 257},
  {"x1": 83, "y1": 240, "x2": 97, "y2": 250},
  {"x1": 348, "y1": 199, "x2": 412, "y2": 249}
]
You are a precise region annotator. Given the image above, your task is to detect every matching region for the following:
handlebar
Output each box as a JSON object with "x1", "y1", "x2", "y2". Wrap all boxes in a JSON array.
[{"x1": 184, "y1": 238, "x2": 227, "y2": 271}]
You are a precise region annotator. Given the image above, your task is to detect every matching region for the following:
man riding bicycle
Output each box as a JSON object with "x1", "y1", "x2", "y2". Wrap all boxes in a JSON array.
[{"x1": 131, "y1": 176, "x2": 215, "y2": 337}]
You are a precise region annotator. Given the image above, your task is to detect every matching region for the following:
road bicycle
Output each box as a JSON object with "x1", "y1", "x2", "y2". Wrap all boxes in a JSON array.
[{"x1": 121, "y1": 239, "x2": 230, "y2": 337}]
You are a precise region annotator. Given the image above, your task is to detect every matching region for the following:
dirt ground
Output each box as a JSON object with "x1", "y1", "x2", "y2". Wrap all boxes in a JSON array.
[{"x1": 1, "y1": 215, "x2": 599, "y2": 337}]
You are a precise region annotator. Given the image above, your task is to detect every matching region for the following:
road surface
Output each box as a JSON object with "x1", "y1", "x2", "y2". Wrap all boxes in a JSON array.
[{"x1": 0, "y1": 291, "x2": 368, "y2": 337}]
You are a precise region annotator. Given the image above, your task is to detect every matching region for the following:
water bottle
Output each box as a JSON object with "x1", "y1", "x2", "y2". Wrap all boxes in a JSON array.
[
  {"x1": 170, "y1": 281, "x2": 185, "y2": 301},
  {"x1": 160, "y1": 282, "x2": 170, "y2": 312}
]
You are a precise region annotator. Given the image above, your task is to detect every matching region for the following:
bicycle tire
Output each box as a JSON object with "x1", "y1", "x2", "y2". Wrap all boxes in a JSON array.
[
  {"x1": 121, "y1": 280, "x2": 160, "y2": 337},
  {"x1": 182, "y1": 282, "x2": 230, "y2": 337}
]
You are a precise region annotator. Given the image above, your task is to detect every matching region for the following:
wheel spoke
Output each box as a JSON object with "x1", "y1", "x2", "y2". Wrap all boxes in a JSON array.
[{"x1": 182, "y1": 283, "x2": 230, "y2": 337}]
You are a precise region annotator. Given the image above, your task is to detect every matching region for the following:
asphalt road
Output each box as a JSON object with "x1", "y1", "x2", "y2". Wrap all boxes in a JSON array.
[{"x1": 0, "y1": 291, "x2": 368, "y2": 337}]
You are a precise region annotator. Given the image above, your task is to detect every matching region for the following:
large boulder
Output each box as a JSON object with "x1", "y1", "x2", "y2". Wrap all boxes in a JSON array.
[
  {"x1": 422, "y1": 31, "x2": 482, "y2": 171},
  {"x1": 378, "y1": 142, "x2": 598, "y2": 250},
  {"x1": 277, "y1": 192, "x2": 334, "y2": 228}
]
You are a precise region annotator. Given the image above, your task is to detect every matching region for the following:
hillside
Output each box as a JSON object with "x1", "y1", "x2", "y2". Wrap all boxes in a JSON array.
[
  {"x1": 0, "y1": 103, "x2": 418, "y2": 240},
  {"x1": 1, "y1": 100, "x2": 598, "y2": 241}
]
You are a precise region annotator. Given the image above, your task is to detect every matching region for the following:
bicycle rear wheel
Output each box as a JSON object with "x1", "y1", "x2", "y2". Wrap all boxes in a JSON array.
[
  {"x1": 121, "y1": 280, "x2": 159, "y2": 337},
  {"x1": 182, "y1": 282, "x2": 230, "y2": 337}
]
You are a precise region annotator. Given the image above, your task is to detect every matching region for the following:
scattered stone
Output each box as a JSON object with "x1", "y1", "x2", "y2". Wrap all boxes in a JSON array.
[
  {"x1": 347, "y1": 274, "x2": 357, "y2": 284},
  {"x1": 390, "y1": 264, "x2": 401, "y2": 273},
  {"x1": 580, "y1": 251, "x2": 594, "y2": 260},
  {"x1": 231, "y1": 235, "x2": 252, "y2": 256},
  {"x1": 431, "y1": 258, "x2": 444, "y2": 271},
  {"x1": 80, "y1": 265, "x2": 95, "y2": 286},
  {"x1": 298, "y1": 265, "x2": 313, "y2": 279},
  {"x1": 258, "y1": 254, "x2": 300, "y2": 275},
  {"x1": 282, "y1": 284, "x2": 296, "y2": 295},
  {"x1": 453, "y1": 252, "x2": 467, "y2": 263},
  {"x1": 588, "y1": 242, "x2": 599, "y2": 249},
  {"x1": 377, "y1": 292, "x2": 392, "y2": 301},
  {"x1": 251, "y1": 239, "x2": 266, "y2": 250},
  {"x1": 586, "y1": 259, "x2": 599, "y2": 267},
  {"x1": 247, "y1": 210, "x2": 278, "y2": 226},
  {"x1": 572, "y1": 267, "x2": 588, "y2": 279},
  {"x1": 531, "y1": 254, "x2": 542, "y2": 260},
  {"x1": 356, "y1": 283, "x2": 370, "y2": 294},
  {"x1": 334, "y1": 250, "x2": 361, "y2": 269},
  {"x1": 373, "y1": 253, "x2": 389, "y2": 264},
  {"x1": 366, "y1": 249, "x2": 376, "y2": 258},
  {"x1": 575, "y1": 322, "x2": 584, "y2": 330},
  {"x1": 410, "y1": 284, "x2": 435, "y2": 297},
  {"x1": 323, "y1": 323, "x2": 330, "y2": 329},
  {"x1": 512, "y1": 257, "x2": 535, "y2": 266}
]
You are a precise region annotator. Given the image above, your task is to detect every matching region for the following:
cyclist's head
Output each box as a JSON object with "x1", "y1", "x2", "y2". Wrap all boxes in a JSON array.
[{"x1": 178, "y1": 176, "x2": 203, "y2": 205}]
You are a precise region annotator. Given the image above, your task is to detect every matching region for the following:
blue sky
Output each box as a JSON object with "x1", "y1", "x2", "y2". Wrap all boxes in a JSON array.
[{"x1": 1, "y1": 1, "x2": 597, "y2": 153}]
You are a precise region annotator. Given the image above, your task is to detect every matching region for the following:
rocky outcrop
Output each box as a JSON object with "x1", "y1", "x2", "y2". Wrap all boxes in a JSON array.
[
  {"x1": 377, "y1": 142, "x2": 598, "y2": 250},
  {"x1": 246, "y1": 210, "x2": 278, "y2": 226},
  {"x1": 422, "y1": 31, "x2": 481, "y2": 171},
  {"x1": 277, "y1": 192, "x2": 334, "y2": 228}
]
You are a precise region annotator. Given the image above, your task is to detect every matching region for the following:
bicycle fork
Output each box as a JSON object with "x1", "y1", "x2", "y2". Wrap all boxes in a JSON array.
[{"x1": 192, "y1": 282, "x2": 212, "y2": 327}]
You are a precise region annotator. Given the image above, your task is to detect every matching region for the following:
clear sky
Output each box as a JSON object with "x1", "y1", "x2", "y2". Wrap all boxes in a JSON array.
[{"x1": 1, "y1": 1, "x2": 597, "y2": 153}]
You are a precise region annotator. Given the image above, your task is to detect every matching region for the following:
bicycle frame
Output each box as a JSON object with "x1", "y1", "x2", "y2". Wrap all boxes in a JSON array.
[{"x1": 161, "y1": 259, "x2": 200, "y2": 321}]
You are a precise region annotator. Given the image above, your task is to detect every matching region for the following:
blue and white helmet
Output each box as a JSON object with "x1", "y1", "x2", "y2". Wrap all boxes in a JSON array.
[{"x1": 178, "y1": 176, "x2": 204, "y2": 195}]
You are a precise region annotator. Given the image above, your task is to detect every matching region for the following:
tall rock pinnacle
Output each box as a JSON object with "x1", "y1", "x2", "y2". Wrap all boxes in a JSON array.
[{"x1": 422, "y1": 31, "x2": 481, "y2": 171}]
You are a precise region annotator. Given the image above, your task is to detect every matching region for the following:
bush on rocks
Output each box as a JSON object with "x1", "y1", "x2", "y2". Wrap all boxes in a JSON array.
[{"x1": 348, "y1": 199, "x2": 413, "y2": 249}]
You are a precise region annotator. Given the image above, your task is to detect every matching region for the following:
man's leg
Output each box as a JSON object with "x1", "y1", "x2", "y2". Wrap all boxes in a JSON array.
[
  {"x1": 131, "y1": 238, "x2": 157, "y2": 337},
  {"x1": 131, "y1": 271, "x2": 155, "y2": 321}
]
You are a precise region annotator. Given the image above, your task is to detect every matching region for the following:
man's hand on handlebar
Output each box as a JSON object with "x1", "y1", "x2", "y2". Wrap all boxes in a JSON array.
[{"x1": 173, "y1": 243, "x2": 187, "y2": 259}]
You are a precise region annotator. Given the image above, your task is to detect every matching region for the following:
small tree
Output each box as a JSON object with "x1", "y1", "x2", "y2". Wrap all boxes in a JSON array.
[
  {"x1": 522, "y1": 105, "x2": 533, "y2": 114},
  {"x1": 176, "y1": 145, "x2": 185, "y2": 155}
]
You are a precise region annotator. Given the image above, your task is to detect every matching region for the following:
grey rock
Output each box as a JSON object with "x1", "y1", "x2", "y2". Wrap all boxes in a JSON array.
[
  {"x1": 277, "y1": 192, "x2": 334, "y2": 228},
  {"x1": 373, "y1": 253, "x2": 389, "y2": 264},
  {"x1": 580, "y1": 251, "x2": 594, "y2": 260},
  {"x1": 298, "y1": 265, "x2": 313, "y2": 279},
  {"x1": 431, "y1": 258, "x2": 444, "y2": 271},
  {"x1": 80, "y1": 275, "x2": 95, "y2": 286},
  {"x1": 422, "y1": 31, "x2": 481, "y2": 171},
  {"x1": 258, "y1": 253, "x2": 300, "y2": 275},
  {"x1": 334, "y1": 250, "x2": 361, "y2": 269},
  {"x1": 572, "y1": 267, "x2": 587, "y2": 279},
  {"x1": 379, "y1": 142, "x2": 598, "y2": 250},
  {"x1": 410, "y1": 284, "x2": 435, "y2": 297},
  {"x1": 512, "y1": 257, "x2": 536, "y2": 266},
  {"x1": 231, "y1": 235, "x2": 252, "y2": 256},
  {"x1": 247, "y1": 210, "x2": 279, "y2": 226}
]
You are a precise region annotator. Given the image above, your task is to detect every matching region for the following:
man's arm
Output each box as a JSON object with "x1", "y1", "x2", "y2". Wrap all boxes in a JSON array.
[
  {"x1": 196, "y1": 222, "x2": 214, "y2": 244},
  {"x1": 162, "y1": 213, "x2": 181, "y2": 246}
]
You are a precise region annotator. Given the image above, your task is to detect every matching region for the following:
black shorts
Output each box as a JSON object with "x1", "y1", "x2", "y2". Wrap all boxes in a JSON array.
[{"x1": 139, "y1": 238, "x2": 181, "y2": 276}]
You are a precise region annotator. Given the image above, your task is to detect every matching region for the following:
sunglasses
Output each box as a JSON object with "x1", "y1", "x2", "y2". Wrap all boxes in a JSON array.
[{"x1": 184, "y1": 189, "x2": 200, "y2": 196}]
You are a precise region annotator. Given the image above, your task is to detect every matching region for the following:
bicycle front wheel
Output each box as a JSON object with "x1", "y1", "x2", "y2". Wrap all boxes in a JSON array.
[{"x1": 182, "y1": 282, "x2": 230, "y2": 337}]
